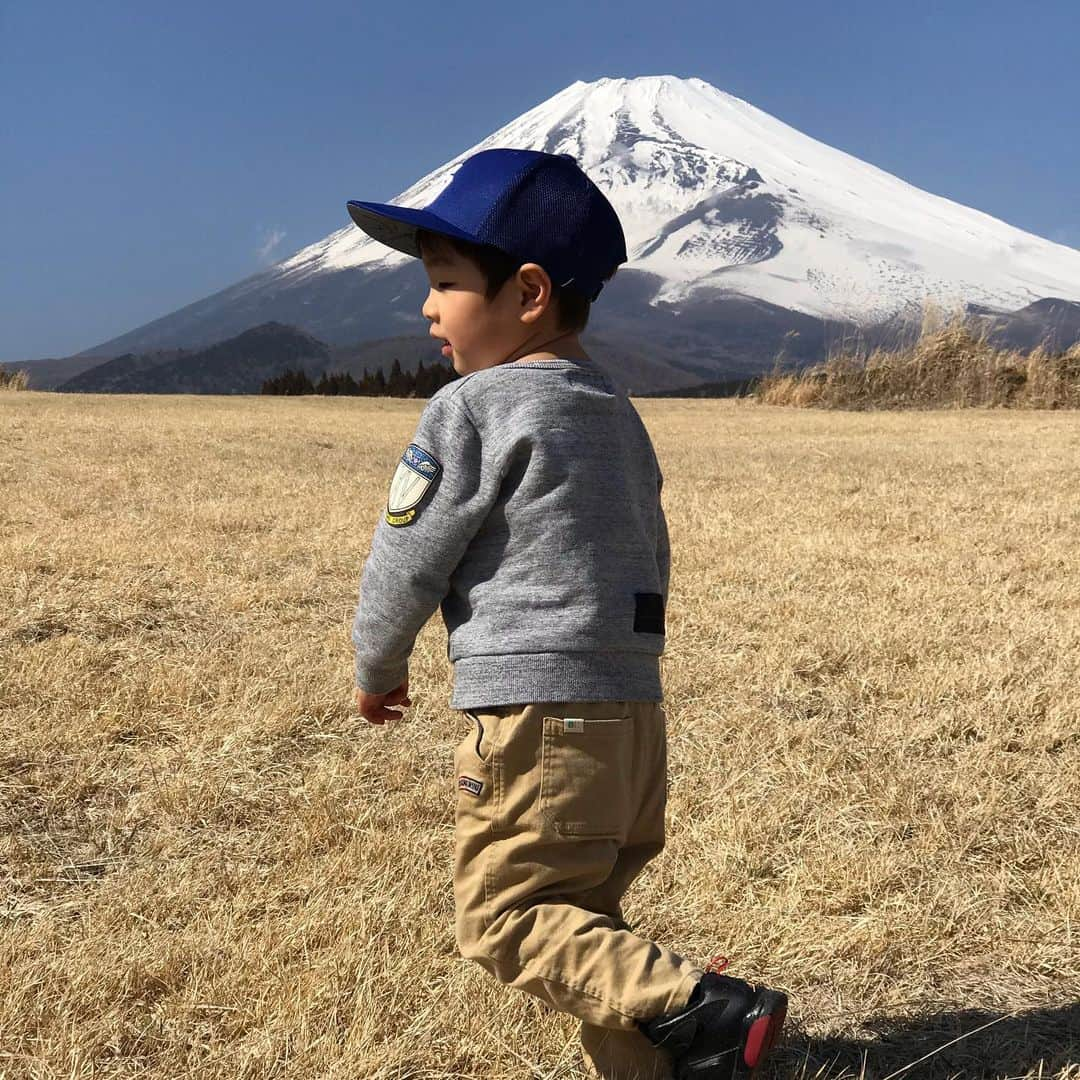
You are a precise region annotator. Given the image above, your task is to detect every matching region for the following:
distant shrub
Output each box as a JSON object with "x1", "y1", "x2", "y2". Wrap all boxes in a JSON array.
[
  {"x1": 0, "y1": 365, "x2": 30, "y2": 391},
  {"x1": 757, "y1": 303, "x2": 1080, "y2": 410}
]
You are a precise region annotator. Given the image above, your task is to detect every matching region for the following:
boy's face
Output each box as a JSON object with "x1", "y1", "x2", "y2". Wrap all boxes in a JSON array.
[{"x1": 419, "y1": 241, "x2": 544, "y2": 376}]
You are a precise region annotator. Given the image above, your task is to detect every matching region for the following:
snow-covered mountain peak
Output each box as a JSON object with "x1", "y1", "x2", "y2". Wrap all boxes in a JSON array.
[{"x1": 275, "y1": 74, "x2": 1080, "y2": 324}]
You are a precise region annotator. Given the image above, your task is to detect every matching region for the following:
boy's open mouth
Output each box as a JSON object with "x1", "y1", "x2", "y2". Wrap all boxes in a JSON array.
[{"x1": 441, "y1": 342, "x2": 453, "y2": 358}]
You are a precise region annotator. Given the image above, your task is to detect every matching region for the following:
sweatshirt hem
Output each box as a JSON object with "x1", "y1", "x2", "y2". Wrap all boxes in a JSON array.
[{"x1": 449, "y1": 651, "x2": 662, "y2": 709}]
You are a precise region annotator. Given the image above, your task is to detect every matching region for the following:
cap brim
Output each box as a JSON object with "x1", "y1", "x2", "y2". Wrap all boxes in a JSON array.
[{"x1": 346, "y1": 201, "x2": 479, "y2": 258}]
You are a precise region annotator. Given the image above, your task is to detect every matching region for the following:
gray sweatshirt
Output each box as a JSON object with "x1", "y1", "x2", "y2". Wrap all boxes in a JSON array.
[{"x1": 351, "y1": 357, "x2": 668, "y2": 709}]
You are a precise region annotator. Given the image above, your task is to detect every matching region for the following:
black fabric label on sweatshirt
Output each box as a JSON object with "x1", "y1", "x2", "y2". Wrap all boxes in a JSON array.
[{"x1": 634, "y1": 592, "x2": 665, "y2": 635}]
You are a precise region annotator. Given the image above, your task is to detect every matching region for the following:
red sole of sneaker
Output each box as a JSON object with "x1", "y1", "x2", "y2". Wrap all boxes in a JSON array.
[{"x1": 743, "y1": 1000, "x2": 787, "y2": 1071}]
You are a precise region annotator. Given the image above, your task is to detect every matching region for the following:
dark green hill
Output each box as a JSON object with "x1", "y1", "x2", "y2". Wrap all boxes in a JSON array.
[
  {"x1": 55, "y1": 322, "x2": 705, "y2": 396},
  {"x1": 57, "y1": 323, "x2": 329, "y2": 394}
]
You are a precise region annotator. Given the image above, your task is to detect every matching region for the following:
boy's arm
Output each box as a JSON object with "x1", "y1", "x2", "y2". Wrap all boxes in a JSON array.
[{"x1": 352, "y1": 393, "x2": 496, "y2": 696}]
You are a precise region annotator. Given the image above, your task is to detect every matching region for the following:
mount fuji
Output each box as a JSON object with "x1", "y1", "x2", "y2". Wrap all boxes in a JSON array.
[{"x1": 77, "y1": 75, "x2": 1080, "y2": 389}]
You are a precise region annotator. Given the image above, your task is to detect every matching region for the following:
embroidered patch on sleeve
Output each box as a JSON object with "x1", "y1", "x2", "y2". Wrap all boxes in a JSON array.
[{"x1": 386, "y1": 443, "x2": 442, "y2": 527}]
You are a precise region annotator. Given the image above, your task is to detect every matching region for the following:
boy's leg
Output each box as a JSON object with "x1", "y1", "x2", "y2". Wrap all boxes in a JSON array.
[
  {"x1": 574, "y1": 717, "x2": 684, "y2": 1079},
  {"x1": 452, "y1": 700, "x2": 700, "y2": 1060}
]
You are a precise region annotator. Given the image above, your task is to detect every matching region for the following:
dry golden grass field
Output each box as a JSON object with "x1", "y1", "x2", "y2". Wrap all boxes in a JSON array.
[{"x1": 2, "y1": 391, "x2": 1079, "y2": 1080}]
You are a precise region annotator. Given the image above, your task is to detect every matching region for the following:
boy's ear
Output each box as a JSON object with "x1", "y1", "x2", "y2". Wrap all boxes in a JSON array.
[{"x1": 516, "y1": 263, "x2": 553, "y2": 322}]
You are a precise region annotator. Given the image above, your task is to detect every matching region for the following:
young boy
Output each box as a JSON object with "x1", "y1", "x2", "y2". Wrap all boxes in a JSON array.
[{"x1": 347, "y1": 148, "x2": 787, "y2": 1079}]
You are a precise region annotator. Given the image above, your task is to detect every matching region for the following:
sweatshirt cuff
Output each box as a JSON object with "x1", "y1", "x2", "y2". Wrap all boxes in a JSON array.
[{"x1": 354, "y1": 655, "x2": 407, "y2": 695}]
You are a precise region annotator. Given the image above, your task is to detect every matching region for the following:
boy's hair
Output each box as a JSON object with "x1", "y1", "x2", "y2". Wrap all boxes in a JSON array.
[{"x1": 416, "y1": 228, "x2": 616, "y2": 335}]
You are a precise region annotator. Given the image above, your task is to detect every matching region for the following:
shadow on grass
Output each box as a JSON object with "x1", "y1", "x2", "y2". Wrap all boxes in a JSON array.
[{"x1": 768, "y1": 1002, "x2": 1079, "y2": 1079}]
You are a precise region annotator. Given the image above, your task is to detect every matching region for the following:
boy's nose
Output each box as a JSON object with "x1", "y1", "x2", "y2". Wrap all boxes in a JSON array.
[{"x1": 421, "y1": 289, "x2": 438, "y2": 322}]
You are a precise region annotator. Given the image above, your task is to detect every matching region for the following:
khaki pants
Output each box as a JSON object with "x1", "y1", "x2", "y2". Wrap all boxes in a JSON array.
[{"x1": 452, "y1": 700, "x2": 702, "y2": 1080}]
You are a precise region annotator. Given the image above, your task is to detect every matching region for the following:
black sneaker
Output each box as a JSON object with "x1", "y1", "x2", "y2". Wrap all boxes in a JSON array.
[{"x1": 639, "y1": 959, "x2": 787, "y2": 1078}]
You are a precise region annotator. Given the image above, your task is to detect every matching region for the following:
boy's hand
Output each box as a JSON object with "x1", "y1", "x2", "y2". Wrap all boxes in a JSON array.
[{"x1": 355, "y1": 679, "x2": 411, "y2": 725}]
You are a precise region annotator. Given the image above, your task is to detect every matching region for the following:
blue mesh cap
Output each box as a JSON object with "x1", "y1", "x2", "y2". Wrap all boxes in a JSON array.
[{"x1": 346, "y1": 148, "x2": 627, "y2": 303}]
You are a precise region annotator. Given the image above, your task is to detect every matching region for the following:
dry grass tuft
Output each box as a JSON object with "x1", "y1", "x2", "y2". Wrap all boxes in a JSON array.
[
  {"x1": 1, "y1": 392, "x2": 1078, "y2": 1078},
  {"x1": 0, "y1": 366, "x2": 31, "y2": 392},
  {"x1": 758, "y1": 301, "x2": 1080, "y2": 410}
]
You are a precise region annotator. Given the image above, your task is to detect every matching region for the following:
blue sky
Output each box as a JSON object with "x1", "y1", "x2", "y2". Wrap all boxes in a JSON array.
[{"x1": 3, "y1": 0, "x2": 1078, "y2": 362}]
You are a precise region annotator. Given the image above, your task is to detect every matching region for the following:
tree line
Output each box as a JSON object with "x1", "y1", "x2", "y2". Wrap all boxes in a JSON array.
[{"x1": 262, "y1": 358, "x2": 457, "y2": 397}]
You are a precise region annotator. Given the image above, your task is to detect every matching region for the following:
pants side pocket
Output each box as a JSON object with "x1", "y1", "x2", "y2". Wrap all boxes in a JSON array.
[{"x1": 539, "y1": 715, "x2": 634, "y2": 840}]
